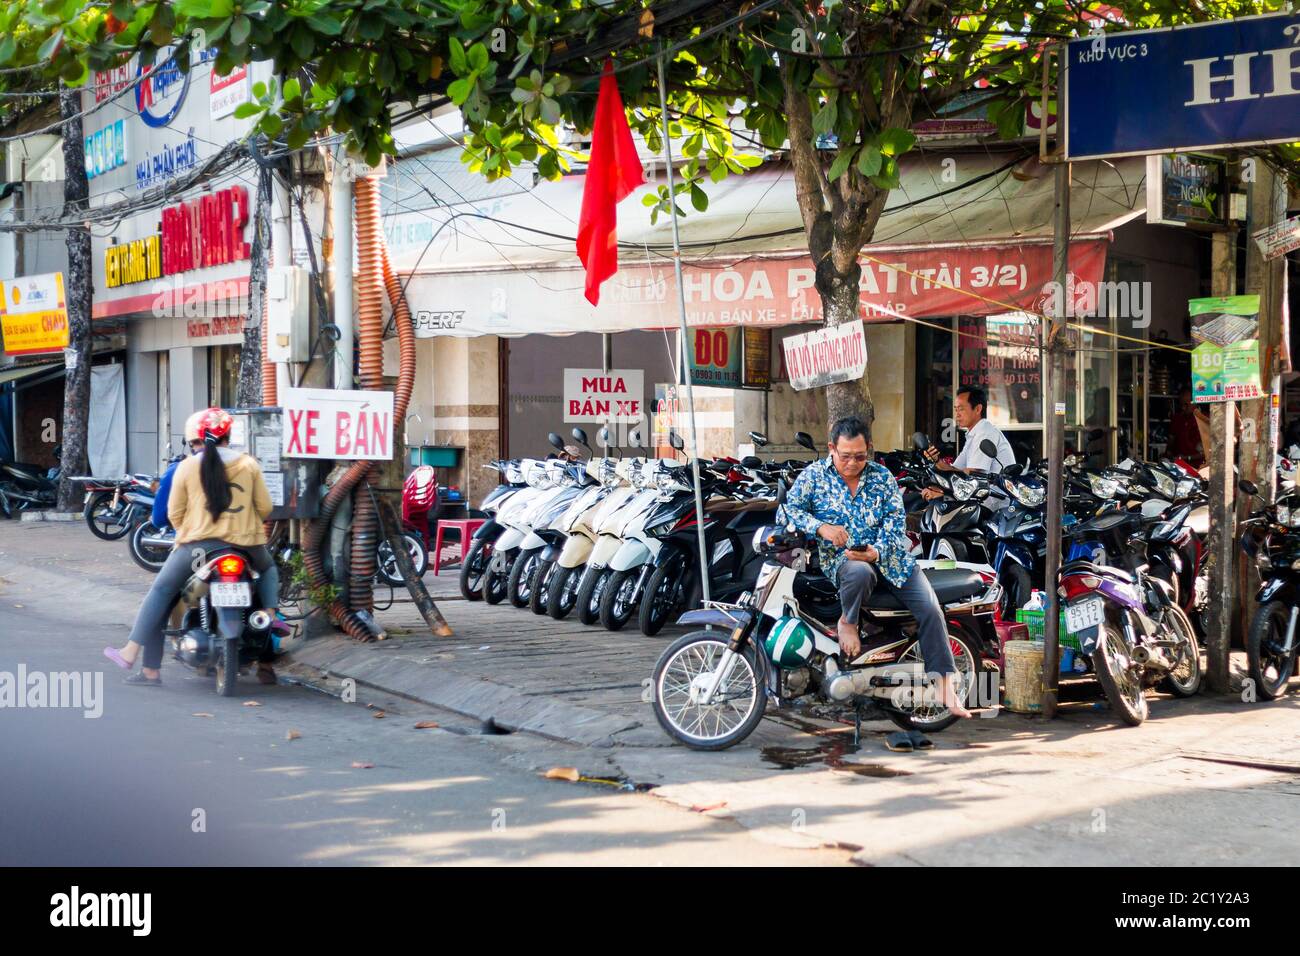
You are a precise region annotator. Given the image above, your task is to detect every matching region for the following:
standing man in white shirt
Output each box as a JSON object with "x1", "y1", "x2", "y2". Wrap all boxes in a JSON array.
[{"x1": 921, "y1": 386, "x2": 1015, "y2": 502}]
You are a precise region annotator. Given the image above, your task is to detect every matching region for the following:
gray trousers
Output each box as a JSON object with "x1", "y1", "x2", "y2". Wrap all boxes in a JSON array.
[
  {"x1": 837, "y1": 560, "x2": 957, "y2": 677},
  {"x1": 127, "y1": 540, "x2": 278, "y2": 670}
]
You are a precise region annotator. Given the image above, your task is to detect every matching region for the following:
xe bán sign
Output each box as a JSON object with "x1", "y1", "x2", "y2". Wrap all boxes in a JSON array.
[
  {"x1": 1065, "y1": 11, "x2": 1300, "y2": 160},
  {"x1": 564, "y1": 369, "x2": 644, "y2": 423},
  {"x1": 280, "y1": 387, "x2": 394, "y2": 461}
]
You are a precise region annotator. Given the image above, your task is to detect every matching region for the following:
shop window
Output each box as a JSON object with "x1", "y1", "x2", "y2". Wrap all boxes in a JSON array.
[
  {"x1": 957, "y1": 314, "x2": 1042, "y2": 428},
  {"x1": 210, "y1": 344, "x2": 241, "y2": 409}
]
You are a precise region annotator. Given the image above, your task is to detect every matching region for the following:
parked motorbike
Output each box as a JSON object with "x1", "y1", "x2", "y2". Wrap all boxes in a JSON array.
[
  {"x1": 74, "y1": 472, "x2": 158, "y2": 541},
  {"x1": 650, "y1": 525, "x2": 1001, "y2": 750},
  {"x1": 0, "y1": 455, "x2": 60, "y2": 516},
  {"x1": 458, "y1": 457, "x2": 529, "y2": 601},
  {"x1": 1057, "y1": 540, "x2": 1202, "y2": 726},
  {"x1": 1239, "y1": 479, "x2": 1300, "y2": 699},
  {"x1": 169, "y1": 546, "x2": 280, "y2": 696}
]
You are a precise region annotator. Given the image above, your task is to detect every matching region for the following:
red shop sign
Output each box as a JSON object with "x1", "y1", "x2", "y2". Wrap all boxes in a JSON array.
[{"x1": 160, "y1": 185, "x2": 250, "y2": 276}]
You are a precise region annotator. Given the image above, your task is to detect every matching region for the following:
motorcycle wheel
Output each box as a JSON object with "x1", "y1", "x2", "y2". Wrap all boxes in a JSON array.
[
  {"x1": 1246, "y1": 600, "x2": 1297, "y2": 700},
  {"x1": 128, "y1": 521, "x2": 169, "y2": 574},
  {"x1": 1161, "y1": 605, "x2": 1203, "y2": 698},
  {"x1": 458, "y1": 539, "x2": 489, "y2": 601},
  {"x1": 998, "y1": 562, "x2": 1033, "y2": 621},
  {"x1": 376, "y1": 532, "x2": 428, "y2": 586},
  {"x1": 651, "y1": 630, "x2": 767, "y2": 751},
  {"x1": 508, "y1": 548, "x2": 541, "y2": 608},
  {"x1": 1092, "y1": 622, "x2": 1148, "y2": 726},
  {"x1": 575, "y1": 567, "x2": 609, "y2": 625},
  {"x1": 85, "y1": 492, "x2": 133, "y2": 541},
  {"x1": 546, "y1": 565, "x2": 581, "y2": 620},
  {"x1": 598, "y1": 568, "x2": 639, "y2": 631},
  {"x1": 889, "y1": 629, "x2": 981, "y2": 732},
  {"x1": 215, "y1": 636, "x2": 239, "y2": 697},
  {"x1": 639, "y1": 555, "x2": 687, "y2": 637},
  {"x1": 482, "y1": 551, "x2": 512, "y2": 605},
  {"x1": 529, "y1": 559, "x2": 555, "y2": 614}
]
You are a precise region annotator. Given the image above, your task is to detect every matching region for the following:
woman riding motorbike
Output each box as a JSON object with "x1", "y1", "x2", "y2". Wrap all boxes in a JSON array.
[{"x1": 104, "y1": 407, "x2": 285, "y2": 685}]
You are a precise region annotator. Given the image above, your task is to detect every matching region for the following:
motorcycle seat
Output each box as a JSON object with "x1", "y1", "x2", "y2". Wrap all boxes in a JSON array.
[
  {"x1": 865, "y1": 568, "x2": 987, "y2": 610},
  {"x1": 1060, "y1": 559, "x2": 1134, "y2": 582}
]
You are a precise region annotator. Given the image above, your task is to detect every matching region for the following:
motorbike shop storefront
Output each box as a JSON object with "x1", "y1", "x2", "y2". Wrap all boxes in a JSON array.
[{"x1": 382, "y1": 150, "x2": 1151, "y2": 483}]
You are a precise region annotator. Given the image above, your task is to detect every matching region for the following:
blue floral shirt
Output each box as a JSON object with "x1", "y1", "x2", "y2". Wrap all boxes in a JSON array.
[{"x1": 777, "y1": 457, "x2": 915, "y2": 588}]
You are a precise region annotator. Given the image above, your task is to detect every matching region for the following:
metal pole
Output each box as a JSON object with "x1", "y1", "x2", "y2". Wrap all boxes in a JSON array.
[
  {"x1": 657, "y1": 48, "x2": 712, "y2": 604},
  {"x1": 602, "y1": 333, "x2": 612, "y2": 374},
  {"x1": 331, "y1": 145, "x2": 354, "y2": 391},
  {"x1": 1041, "y1": 159, "x2": 1070, "y2": 718},
  {"x1": 1206, "y1": 229, "x2": 1238, "y2": 692}
]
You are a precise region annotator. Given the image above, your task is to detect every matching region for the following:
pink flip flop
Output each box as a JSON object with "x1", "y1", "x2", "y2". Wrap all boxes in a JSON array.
[{"x1": 103, "y1": 646, "x2": 133, "y2": 670}]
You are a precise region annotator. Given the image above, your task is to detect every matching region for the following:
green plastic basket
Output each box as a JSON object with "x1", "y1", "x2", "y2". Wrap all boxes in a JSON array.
[{"x1": 1015, "y1": 608, "x2": 1082, "y2": 651}]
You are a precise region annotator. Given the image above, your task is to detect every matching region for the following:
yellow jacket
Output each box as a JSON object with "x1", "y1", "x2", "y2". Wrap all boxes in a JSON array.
[{"x1": 167, "y1": 449, "x2": 273, "y2": 546}]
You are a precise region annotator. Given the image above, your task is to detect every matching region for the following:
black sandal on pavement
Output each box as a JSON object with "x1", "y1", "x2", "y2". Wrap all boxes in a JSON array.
[
  {"x1": 908, "y1": 730, "x2": 934, "y2": 750},
  {"x1": 884, "y1": 731, "x2": 915, "y2": 753},
  {"x1": 123, "y1": 672, "x2": 161, "y2": 686}
]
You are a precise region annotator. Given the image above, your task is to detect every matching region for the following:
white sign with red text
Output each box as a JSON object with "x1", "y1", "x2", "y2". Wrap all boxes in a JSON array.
[
  {"x1": 782, "y1": 320, "x2": 868, "y2": 391},
  {"x1": 563, "y1": 369, "x2": 644, "y2": 423},
  {"x1": 280, "y1": 387, "x2": 394, "y2": 461},
  {"x1": 210, "y1": 65, "x2": 249, "y2": 120}
]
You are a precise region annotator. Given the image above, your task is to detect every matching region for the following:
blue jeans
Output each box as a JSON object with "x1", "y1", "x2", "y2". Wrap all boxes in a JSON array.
[
  {"x1": 837, "y1": 560, "x2": 957, "y2": 677},
  {"x1": 127, "y1": 540, "x2": 278, "y2": 670}
]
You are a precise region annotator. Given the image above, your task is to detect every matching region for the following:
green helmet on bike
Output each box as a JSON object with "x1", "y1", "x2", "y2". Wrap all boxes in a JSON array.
[{"x1": 764, "y1": 616, "x2": 815, "y2": 668}]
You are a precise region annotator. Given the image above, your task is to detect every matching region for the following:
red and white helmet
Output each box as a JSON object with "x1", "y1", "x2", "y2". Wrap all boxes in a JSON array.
[{"x1": 195, "y1": 407, "x2": 233, "y2": 443}]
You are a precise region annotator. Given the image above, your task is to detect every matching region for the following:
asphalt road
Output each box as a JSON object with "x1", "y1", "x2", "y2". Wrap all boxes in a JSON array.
[{"x1": 0, "y1": 596, "x2": 847, "y2": 866}]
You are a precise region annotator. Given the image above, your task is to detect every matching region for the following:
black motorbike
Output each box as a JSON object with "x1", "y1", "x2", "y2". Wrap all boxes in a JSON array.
[{"x1": 1240, "y1": 479, "x2": 1300, "y2": 699}]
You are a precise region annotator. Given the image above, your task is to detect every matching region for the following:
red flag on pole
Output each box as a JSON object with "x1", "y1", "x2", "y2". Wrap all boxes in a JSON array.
[{"x1": 577, "y1": 60, "x2": 644, "y2": 306}]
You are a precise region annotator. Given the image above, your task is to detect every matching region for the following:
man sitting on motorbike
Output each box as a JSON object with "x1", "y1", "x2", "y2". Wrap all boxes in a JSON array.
[
  {"x1": 779, "y1": 416, "x2": 971, "y2": 718},
  {"x1": 104, "y1": 408, "x2": 284, "y2": 686}
]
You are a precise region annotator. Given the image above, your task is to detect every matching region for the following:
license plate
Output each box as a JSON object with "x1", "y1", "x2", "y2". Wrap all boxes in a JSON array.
[
  {"x1": 211, "y1": 582, "x2": 252, "y2": 607},
  {"x1": 1065, "y1": 597, "x2": 1104, "y2": 634}
]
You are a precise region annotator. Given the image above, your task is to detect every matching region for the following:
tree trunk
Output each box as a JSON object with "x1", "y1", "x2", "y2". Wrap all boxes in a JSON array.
[
  {"x1": 236, "y1": 164, "x2": 272, "y2": 407},
  {"x1": 815, "y1": 255, "x2": 874, "y2": 429},
  {"x1": 56, "y1": 86, "x2": 92, "y2": 511}
]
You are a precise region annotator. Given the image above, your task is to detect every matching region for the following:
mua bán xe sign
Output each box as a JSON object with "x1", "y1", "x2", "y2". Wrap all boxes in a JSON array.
[
  {"x1": 563, "y1": 369, "x2": 644, "y2": 423},
  {"x1": 782, "y1": 320, "x2": 868, "y2": 392},
  {"x1": 1065, "y1": 12, "x2": 1300, "y2": 160},
  {"x1": 280, "y1": 387, "x2": 395, "y2": 461}
]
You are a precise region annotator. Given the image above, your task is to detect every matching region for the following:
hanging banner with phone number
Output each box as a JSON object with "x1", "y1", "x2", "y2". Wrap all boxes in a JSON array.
[{"x1": 1190, "y1": 294, "x2": 1261, "y2": 403}]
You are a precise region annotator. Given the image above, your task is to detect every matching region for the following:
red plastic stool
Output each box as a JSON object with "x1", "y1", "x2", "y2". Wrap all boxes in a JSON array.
[{"x1": 432, "y1": 518, "x2": 485, "y2": 574}]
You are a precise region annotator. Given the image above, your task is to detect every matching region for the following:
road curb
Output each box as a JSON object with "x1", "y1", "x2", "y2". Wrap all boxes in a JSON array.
[{"x1": 290, "y1": 635, "x2": 646, "y2": 748}]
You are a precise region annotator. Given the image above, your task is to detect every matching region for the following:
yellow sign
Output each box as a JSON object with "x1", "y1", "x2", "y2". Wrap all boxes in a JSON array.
[
  {"x1": 0, "y1": 272, "x2": 70, "y2": 355},
  {"x1": 105, "y1": 235, "x2": 162, "y2": 287}
]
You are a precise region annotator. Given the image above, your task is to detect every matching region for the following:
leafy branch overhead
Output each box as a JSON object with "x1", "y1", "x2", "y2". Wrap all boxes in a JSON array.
[{"x1": 4, "y1": 1, "x2": 1291, "y2": 269}]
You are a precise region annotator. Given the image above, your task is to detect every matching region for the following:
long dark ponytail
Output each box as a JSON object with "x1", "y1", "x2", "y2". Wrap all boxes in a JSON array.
[{"x1": 199, "y1": 434, "x2": 232, "y2": 520}]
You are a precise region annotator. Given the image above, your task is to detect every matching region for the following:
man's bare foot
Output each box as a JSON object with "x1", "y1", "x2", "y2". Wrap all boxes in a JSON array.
[
  {"x1": 837, "y1": 620, "x2": 861, "y2": 659},
  {"x1": 940, "y1": 675, "x2": 973, "y2": 718},
  {"x1": 256, "y1": 663, "x2": 277, "y2": 685}
]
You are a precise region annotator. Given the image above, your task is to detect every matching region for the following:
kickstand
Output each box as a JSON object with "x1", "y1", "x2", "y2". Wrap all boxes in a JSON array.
[{"x1": 853, "y1": 707, "x2": 862, "y2": 749}]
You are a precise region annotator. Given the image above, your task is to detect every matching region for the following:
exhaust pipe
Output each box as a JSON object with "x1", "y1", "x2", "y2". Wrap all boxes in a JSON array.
[
  {"x1": 823, "y1": 662, "x2": 928, "y2": 702},
  {"x1": 142, "y1": 534, "x2": 175, "y2": 548},
  {"x1": 248, "y1": 610, "x2": 272, "y2": 631},
  {"x1": 1131, "y1": 644, "x2": 1172, "y2": 671}
]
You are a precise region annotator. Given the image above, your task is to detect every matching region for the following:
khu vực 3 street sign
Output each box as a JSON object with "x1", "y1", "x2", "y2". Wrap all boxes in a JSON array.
[{"x1": 1064, "y1": 11, "x2": 1300, "y2": 160}]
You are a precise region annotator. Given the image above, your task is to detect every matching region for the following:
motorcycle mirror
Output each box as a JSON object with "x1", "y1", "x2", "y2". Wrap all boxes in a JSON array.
[
  {"x1": 1238, "y1": 478, "x2": 1259, "y2": 497},
  {"x1": 598, "y1": 425, "x2": 611, "y2": 446},
  {"x1": 627, "y1": 428, "x2": 642, "y2": 448},
  {"x1": 748, "y1": 431, "x2": 768, "y2": 447},
  {"x1": 547, "y1": 432, "x2": 565, "y2": 451},
  {"x1": 1005, "y1": 463, "x2": 1023, "y2": 477},
  {"x1": 795, "y1": 431, "x2": 817, "y2": 452},
  {"x1": 668, "y1": 430, "x2": 685, "y2": 452},
  {"x1": 570, "y1": 427, "x2": 590, "y2": 448},
  {"x1": 979, "y1": 438, "x2": 1001, "y2": 464},
  {"x1": 740, "y1": 455, "x2": 763, "y2": 469},
  {"x1": 912, "y1": 432, "x2": 930, "y2": 452}
]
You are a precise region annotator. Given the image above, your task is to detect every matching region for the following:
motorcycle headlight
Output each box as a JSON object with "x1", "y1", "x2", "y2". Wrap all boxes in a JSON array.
[
  {"x1": 950, "y1": 475, "x2": 977, "y2": 501},
  {"x1": 1151, "y1": 471, "x2": 1175, "y2": 499},
  {"x1": 1279, "y1": 504, "x2": 1292, "y2": 526},
  {"x1": 1089, "y1": 475, "x2": 1118, "y2": 499},
  {"x1": 1176, "y1": 478, "x2": 1197, "y2": 498},
  {"x1": 1009, "y1": 482, "x2": 1046, "y2": 508}
]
